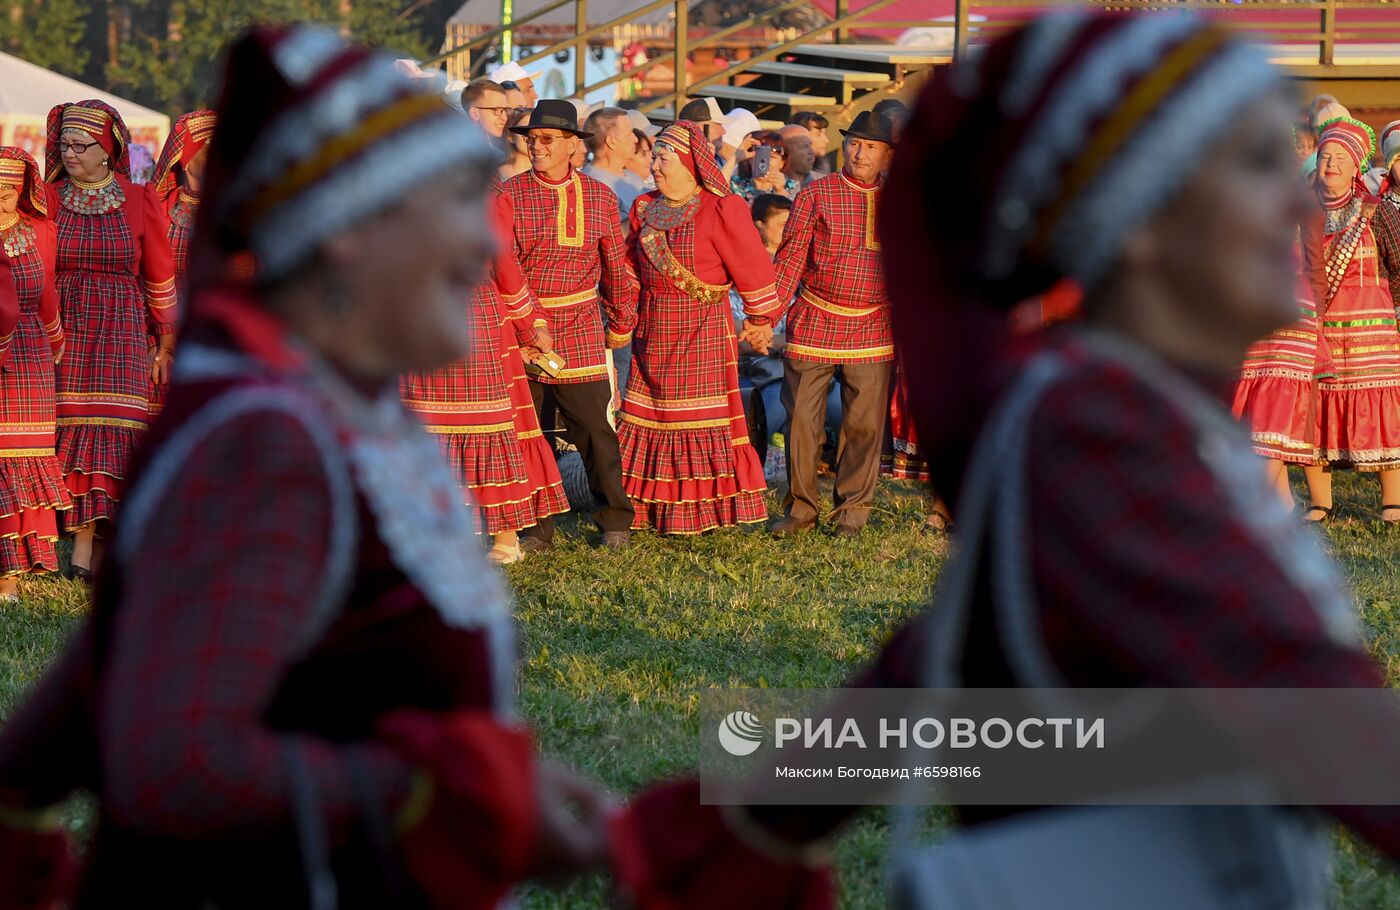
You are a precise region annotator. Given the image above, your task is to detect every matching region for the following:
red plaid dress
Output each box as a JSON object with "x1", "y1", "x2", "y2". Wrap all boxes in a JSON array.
[
  {"x1": 774, "y1": 171, "x2": 892, "y2": 365},
  {"x1": 0, "y1": 218, "x2": 69, "y2": 573},
  {"x1": 500, "y1": 168, "x2": 638, "y2": 383},
  {"x1": 618, "y1": 190, "x2": 782, "y2": 534},
  {"x1": 1316, "y1": 196, "x2": 1400, "y2": 468},
  {"x1": 402, "y1": 191, "x2": 566, "y2": 534},
  {"x1": 0, "y1": 291, "x2": 535, "y2": 904},
  {"x1": 146, "y1": 190, "x2": 197, "y2": 419},
  {"x1": 47, "y1": 176, "x2": 175, "y2": 529}
]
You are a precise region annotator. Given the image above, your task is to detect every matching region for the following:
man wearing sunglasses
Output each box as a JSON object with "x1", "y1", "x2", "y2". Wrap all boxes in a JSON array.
[{"x1": 502, "y1": 100, "x2": 640, "y2": 549}]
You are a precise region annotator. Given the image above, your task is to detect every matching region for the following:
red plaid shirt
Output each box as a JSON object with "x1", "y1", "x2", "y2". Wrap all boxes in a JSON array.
[
  {"x1": 863, "y1": 332, "x2": 1400, "y2": 856},
  {"x1": 501, "y1": 168, "x2": 638, "y2": 383},
  {"x1": 774, "y1": 170, "x2": 891, "y2": 364}
]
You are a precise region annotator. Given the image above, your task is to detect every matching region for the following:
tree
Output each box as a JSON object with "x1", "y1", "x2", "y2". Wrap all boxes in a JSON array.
[
  {"x1": 103, "y1": 0, "x2": 434, "y2": 114},
  {"x1": 0, "y1": 0, "x2": 92, "y2": 77}
]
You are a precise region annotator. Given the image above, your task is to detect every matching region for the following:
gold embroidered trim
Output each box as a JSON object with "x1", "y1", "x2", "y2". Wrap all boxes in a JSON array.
[
  {"x1": 799, "y1": 286, "x2": 884, "y2": 318},
  {"x1": 622, "y1": 413, "x2": 732, "y2": 431},
  {"x1": 423, "y1": 422, "x2": 517, "y2": 435},
  {"x1": 55, "y1": 417, "x2": 147, "y2": 429},
  {"x1": 555, "y1": 175, "x2": 585, "y2": 249},
  {"x1": 839, "y1": 172, "x2": 881, "y2": 252},
  {"x1": 539, "y1": 288, "x2": 597, "y2": 308},
  {"x1": 786, "y1": 342, "x2": 894, "y2": 361},
  {"x1": 639, "y1": 226, "x2": 731, "y2": 305}
]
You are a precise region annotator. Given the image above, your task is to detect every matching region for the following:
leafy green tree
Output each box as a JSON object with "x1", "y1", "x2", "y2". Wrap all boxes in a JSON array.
[
  {"x1": 103, "y1": 0, "x2": 433, "y2": 114},
  {"x1": 0, "y1": 0, "x2": 92, "y2": 77}
]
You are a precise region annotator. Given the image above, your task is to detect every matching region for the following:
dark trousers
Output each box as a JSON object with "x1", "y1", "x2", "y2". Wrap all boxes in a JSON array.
[
  {"x1": 525, "y1": 378, "x2": 634, "y2": 537},
  {"x1": 781, "y1": 358, "x2": 893, "y2": 527}
]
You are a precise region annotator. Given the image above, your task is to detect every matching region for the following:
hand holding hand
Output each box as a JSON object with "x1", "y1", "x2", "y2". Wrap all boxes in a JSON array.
[
  {"x1": 740, "y1": 319, "x2": 774, "y2": 356},
  {"x1": 150, "y1": 350, "x2": 173, "y2": 386}
]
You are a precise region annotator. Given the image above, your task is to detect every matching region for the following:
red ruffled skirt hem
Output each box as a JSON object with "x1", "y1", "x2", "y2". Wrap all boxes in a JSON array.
[
  {"x1": 1318, "y1": 383, "x2": 1400, "y2": 469},
  {"x1": 518, "y1": 434, "x2": 570, "y2": 520},
  {"x1": 0, "y1": 453, "x2": 70, "y2": 572},
  {"x1": 433, "y1": 430, "x2": 541, "y2": 535},
  {"x1": 618, "y1": 420, "x2": 768, "y2": 534},
  {"x1": 1231, "y1": 375, "x2": 1319, "y2": 464}
]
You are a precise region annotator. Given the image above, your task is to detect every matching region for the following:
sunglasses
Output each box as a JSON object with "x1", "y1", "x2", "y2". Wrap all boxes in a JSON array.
[{"x1": 525, "y1": 134, "x2": 570, "y2": 146}]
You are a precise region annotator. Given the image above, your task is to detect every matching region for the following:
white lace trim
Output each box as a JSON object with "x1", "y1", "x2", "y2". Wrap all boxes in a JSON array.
[
  {"x1": 346, "y1": 408, "x2": 518, "y2": 715},
  {"x1": 999, "y1": 13, "x2": 1091, "y2": 118},
  {"x1": 981, "y1": 13, "x2": 1198, "y2": 280},
  {"x1": 1051, "y1": 42, "x2": 1278, "y2": 287}
]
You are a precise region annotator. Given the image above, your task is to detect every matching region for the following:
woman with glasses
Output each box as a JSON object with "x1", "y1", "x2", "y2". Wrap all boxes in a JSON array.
[
  {"x1": 44, "y1": 101, "x2": 176, "y2": 580},
  {"x1": 730, "y1": 131, "x2": 800, "y2": 202}
]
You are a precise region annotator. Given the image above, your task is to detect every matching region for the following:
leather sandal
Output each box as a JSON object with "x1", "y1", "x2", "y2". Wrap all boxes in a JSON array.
[
  {"x1": 1301, "y1": 505, "x2": 1333, "y2": 523},
  {"x1": 1379, "y1": 504, "x2": 1400, "y2": 524}
]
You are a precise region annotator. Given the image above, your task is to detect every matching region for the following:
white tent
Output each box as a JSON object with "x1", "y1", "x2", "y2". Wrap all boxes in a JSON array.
[{"x1": 0, "y1": 51, "x2": 170, "y2": 177}]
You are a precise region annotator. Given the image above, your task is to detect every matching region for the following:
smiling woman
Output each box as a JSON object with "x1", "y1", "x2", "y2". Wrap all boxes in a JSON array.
[{"x1": 0, "y1": 24, "x2": 618, "y2": 908}]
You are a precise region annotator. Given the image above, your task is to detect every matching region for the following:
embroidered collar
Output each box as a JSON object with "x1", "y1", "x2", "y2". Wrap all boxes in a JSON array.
[
  {"x1": 641, "y1": 190, "x2": 703, "y2": 233},
  {"x1": 59, "y1": 174, "x2": 125, "y2": 216},
  {"x1": 0, "y1": 216, "x2": 34, "y2": 259},
  {"x1": 839, "y1": 170, "x2": 880, "y2": 192},
  {"x1": 531, "y1": 167, "x2": 575, "y2": 188},
  {"x1": 1323, "y1": 195, "x2": 1363, "y2": 236}
]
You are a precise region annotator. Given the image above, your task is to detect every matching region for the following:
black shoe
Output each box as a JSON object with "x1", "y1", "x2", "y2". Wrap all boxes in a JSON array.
[
  {"x1": 63, "y1": 564, "x2": 92, "y2": 584},
  {"x1": 1302, "y1": 505, "x2": 1334, "y2": 524},
  {"x1": 520, "y1": 536, "x2": 553, "y2": 554},
  {"x1": 769, "y1": 516, "x2": 815, "y2": 538},
  {"x1": 601, "y1": 530, "x2": 631, "y2": 550},
  {"x1": 832, "y1": 521, "x2": 865, "y2": 539}
]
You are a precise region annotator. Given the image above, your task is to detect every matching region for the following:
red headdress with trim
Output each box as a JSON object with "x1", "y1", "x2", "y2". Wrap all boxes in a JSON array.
[
  {"x1": 878, "y1": 12, "x2": 1283, "y2": 502},
  {"x1": 1317, "y1": 116, "x2": 1377, "y2": 198},
  {"x1": 0, "y1": 147, "x2": 48, "y2": 219},
  {"x1": 654, "y1": 120, "x2": 729, "y2": 197},
  {"x1": 45, "y1": 100, "x2": 131, "y2": 181},
  {"x1": 152, "y1": 110, "x2": 217, "y2": 201}
]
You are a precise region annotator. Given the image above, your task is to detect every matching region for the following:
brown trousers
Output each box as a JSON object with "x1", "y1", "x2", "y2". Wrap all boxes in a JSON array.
[{"x1": 780, "y1": 357, "x2": 893, "y2": 527}]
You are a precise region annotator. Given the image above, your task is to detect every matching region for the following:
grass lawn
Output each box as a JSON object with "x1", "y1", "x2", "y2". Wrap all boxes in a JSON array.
[{"x1": 2, "y1": 471, "x2": 1400, "y2": 907}]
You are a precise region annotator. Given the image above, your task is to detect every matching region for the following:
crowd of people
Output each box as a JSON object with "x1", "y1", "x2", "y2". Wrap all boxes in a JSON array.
[
  {"x1": 0, "y1": 33, "x2": 1391, "y2": 589},
  {"x1": 5, "y1": 12, "x2": 1400, "y2": 909}
]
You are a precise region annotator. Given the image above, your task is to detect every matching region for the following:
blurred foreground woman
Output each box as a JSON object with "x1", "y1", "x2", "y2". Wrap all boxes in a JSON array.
[
  {"x1": 0, "y1": 25, "x2": 613, "y2": 908},
  {"x1": 614, "y1": 14, "x2": 1400, "y2": 909}
]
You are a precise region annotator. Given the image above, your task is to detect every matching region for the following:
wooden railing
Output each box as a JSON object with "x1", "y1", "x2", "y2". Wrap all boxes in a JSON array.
[{"x1": 429, "y1": 0, "x2": 1400, "y2": 111}]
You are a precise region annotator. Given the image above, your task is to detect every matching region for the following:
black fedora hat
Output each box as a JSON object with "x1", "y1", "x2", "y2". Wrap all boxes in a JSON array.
[
  {"x1": 509, "y1": 99, "x2": 592, "y2": 138},
  {"x1": 839, "y1": 110, "x2": 895, "y2": 145}
]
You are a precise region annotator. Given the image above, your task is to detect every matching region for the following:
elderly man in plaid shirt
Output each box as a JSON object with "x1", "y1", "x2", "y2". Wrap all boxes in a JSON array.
[
  {"x1": 771, "y1": 111, "x2": 895, "y2": 537},
  {"x1": 502, "y1": 100, "x2": 641, "y2": 549}
]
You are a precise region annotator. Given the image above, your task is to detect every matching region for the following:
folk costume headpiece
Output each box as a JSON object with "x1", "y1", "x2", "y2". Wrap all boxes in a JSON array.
[
  {"x1": 0, "y1": 148, "x2": 47, "y2": 219},
  {"x1": 45, "y1": 100, "x2": 131, "y2": 180},
  {"x1": 654, "y1": 121, "x2": 728, "y2": 197},
  {"x1": 879, "y1": 12, "x2": 1283, "y2": 501},
  {"x1": 189, "y1": 24, "x2": 497, "y2": 287},
  {"x1": 1382, "y1": 120, "x2": 1400, "y2": 170},
  {"x1": 1317, "y1": 117, "x2": 1375, "y2": 173},
  {"x1": 153, "y1": 110, "x2": 217, "y2": 201}
]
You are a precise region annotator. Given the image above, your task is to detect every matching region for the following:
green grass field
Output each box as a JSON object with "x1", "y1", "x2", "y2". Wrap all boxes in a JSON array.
[{"x1": 3, "y1": 471, "x2": 1400, "y2": 907}]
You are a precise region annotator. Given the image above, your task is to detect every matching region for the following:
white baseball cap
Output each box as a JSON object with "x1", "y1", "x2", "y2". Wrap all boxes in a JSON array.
[
  {"x1": 626, "y1": 108, "x2": 661, "y2": 137},
  {"x1": 721, "y1": 108, "x2": 762, "y2": 151},
  {"x1": 490, "y1": 60, "x2": 543, "y2": 84}
]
